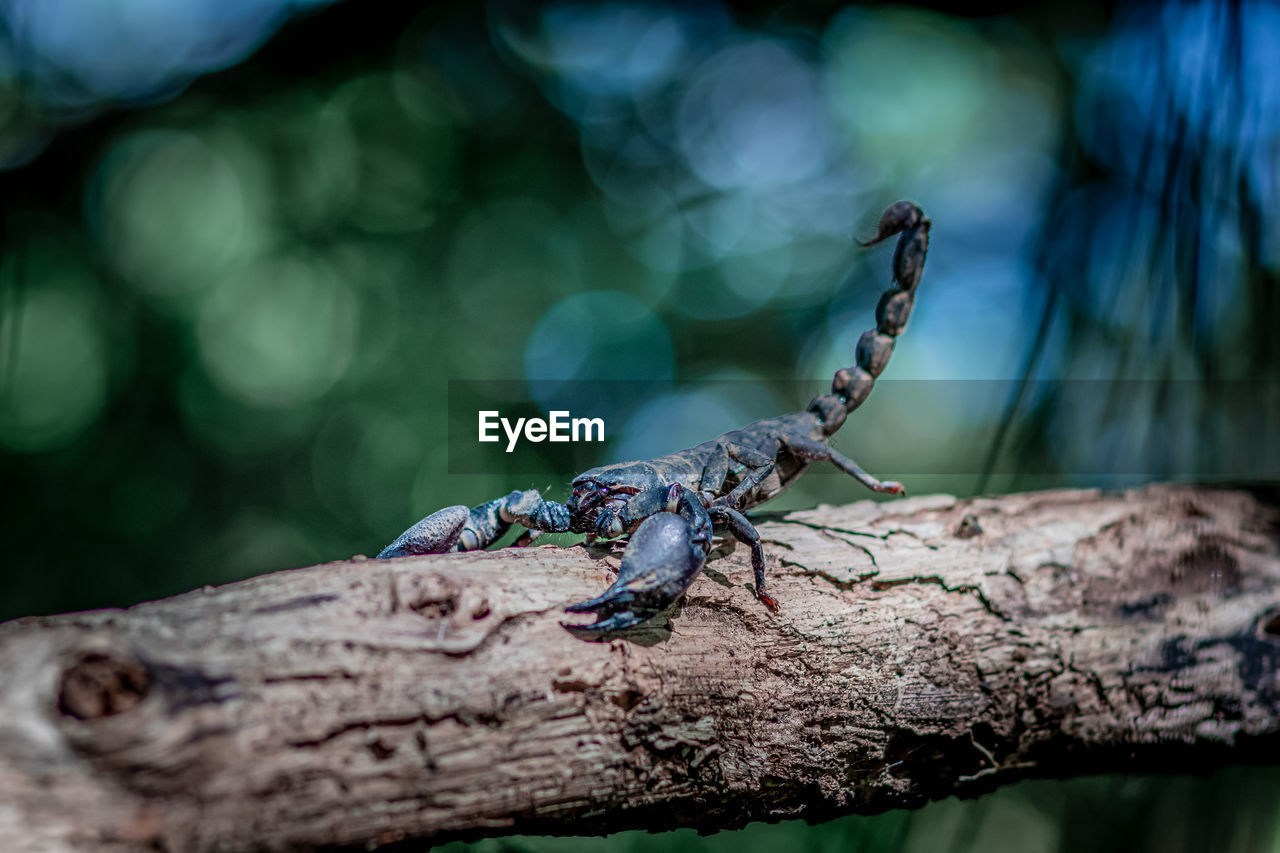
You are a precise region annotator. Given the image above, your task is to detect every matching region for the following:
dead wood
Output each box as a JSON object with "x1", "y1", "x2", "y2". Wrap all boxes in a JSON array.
[{"x1": 2, "y1": 484, "x2": 1279, "y2": 851}]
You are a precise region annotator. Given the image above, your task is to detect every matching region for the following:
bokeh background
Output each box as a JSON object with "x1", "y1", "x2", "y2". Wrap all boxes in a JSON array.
[{"x1": 1, "y1": 0, "x2": 1278, "y2": 850}]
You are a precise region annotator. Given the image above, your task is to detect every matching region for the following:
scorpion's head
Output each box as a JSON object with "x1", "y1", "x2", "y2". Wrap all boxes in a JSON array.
[{"x1": 566, "y1": 462, "x2": 666, "y2": 535}]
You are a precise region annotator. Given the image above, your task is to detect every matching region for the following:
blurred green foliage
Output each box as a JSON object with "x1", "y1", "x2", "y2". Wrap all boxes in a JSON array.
[{"x1": 1, "y1": 0, "x2": 1278, "y2": 850}]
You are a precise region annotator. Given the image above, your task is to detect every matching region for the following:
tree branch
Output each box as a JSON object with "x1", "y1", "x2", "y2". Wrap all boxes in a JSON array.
[{"x1": 2, "y1": 484, "x2": 1279, "y2": 851}]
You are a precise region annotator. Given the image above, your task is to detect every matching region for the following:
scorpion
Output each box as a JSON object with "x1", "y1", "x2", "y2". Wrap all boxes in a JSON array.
[{"x1": 377, "y1": 201, "x2": 930, "y2": 634}]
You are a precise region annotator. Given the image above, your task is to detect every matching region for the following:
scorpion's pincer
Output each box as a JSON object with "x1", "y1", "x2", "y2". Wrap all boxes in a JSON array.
[
  {"x1": 376, "y1": 505, "x2": 469, "y2": 558},
  {"x1": 564, "y1": 512, "x2": 707, "y2": 634}
]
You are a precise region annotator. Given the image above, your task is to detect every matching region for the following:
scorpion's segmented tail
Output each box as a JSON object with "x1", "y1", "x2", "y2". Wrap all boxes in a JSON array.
[{"x1": 807, "y1": 201, "x2": 930, "y2": 436}]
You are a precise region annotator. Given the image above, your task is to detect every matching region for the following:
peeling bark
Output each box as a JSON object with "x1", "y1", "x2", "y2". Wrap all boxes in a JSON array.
[{"x1": 2, "y1": 484, "x2": 1279, "y2": 851}]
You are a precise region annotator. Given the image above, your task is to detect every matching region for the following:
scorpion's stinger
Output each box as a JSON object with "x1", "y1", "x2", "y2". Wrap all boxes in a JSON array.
[{"x1": 857, "y1": 200, "x2": 923, "y2": 247}]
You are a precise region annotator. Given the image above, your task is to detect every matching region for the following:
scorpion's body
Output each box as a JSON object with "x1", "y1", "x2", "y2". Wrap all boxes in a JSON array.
[
  {"x1": 576, "y1": 410, "x2": 821, "y2": 513},
  {"x1": 378, "y1": 201, "x2": 931, "y2": 633}
]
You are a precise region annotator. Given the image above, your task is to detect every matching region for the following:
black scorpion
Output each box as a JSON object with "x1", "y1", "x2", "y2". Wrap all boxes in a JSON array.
[{"x1": 378, "y1": 201, "x2": 931, "y2": 633}]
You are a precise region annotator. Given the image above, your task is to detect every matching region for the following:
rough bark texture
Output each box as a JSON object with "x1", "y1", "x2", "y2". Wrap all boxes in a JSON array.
[{"x1": 2, "y1": 485, "x2": 1279, "y2": 851}]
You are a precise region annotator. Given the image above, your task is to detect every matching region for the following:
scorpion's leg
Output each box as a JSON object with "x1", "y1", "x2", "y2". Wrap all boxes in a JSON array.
[
  {"x1": 781, "y1": 435, "x2": 904, "y2": 495},
  {"x1": 566, "y1": 485, "x2": 712, "y2": 633},
  {"x1": 719, "y1": 442, "x2": 778, "y2": 509},
  {"x1": 699, "y1": 442, "x2": 731, "y2": 495},
  {"x1": 707, "y1": 504, "x2": 779, "y2": 612},
  {"x1": 378, "y1": 489, "x2": 570, "y2": 558},
  {"x1": 827, "y1": 447, "x2": 904, "y2": 494},
  {"x1": 513, "y1": 529, "x2": 545, "y2": 547}
]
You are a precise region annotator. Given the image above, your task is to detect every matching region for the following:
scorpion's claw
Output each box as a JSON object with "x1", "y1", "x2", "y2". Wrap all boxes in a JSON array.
[
  {"x1": 564, "y1": 513, "x2": 707, "y2": 633},
  {"x1": 376, "y1": 505, "x2": 469, "y2": 558},
  {"x1": 564, "y1": 610, "x2": 651, "y2": 635},
  {"x1": 378, "y1": 490, "x2": 572, "y2": 558},
  {"x1": 563, "y1": 589, "x2": 629, "y2": 614}
]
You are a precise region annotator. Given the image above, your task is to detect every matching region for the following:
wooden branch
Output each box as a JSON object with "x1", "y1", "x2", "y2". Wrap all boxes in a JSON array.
[{"x1": 2, "y1": 485, "x2": 1279, "y2": 851}]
